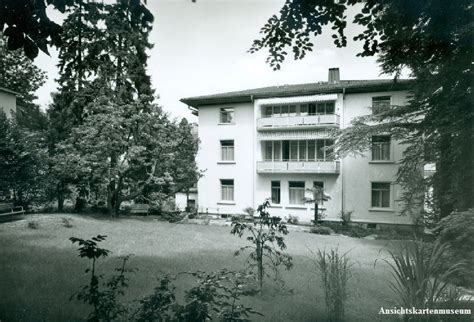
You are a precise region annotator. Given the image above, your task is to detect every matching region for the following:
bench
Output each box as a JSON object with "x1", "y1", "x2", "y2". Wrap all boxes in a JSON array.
[
  {"x1": 0, "y1": 203, "x2": 25, "y2": 217},
  {"x1": 129, "y1": 204, "x2": 150, "y2": 216}
]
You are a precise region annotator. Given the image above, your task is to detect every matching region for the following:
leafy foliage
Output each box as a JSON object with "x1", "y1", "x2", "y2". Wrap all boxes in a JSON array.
[
  {"x1": 0, "y1": 0, "x2": 153, "y2": 59},
  {"x1": 70, "y1": 235, "x2": 134, "y2": 321},
  {"x1": 309, "y1": 225, "x2": 333, "y2": 235},
  {"x1": 435, "y1": 209, "x2": 474, "y2": 288},
  {"x1": 177, "y1": 269, "x2": 262, "y2": 322},
  {"x1": 381, "y1": 241, "x2": 465, "y2": 309},
  {"x1": 231, "y1": 200, "x2": 293, "y2": 289},
  {"x1": 134, "y1": 270, "x2": 262, "y2": 322},
  {"x1": 0, "y1": 36, "x2": 48, "y2": 131},
  {"x1": 314, "y1": 247, "x2": 352, "y2": 322},
  {"x1": 251, "y1": 0, "x2": 474, "y2": 220},
  {"x1": 0, "y1": 112, "x2": 48, "y2": 207}
]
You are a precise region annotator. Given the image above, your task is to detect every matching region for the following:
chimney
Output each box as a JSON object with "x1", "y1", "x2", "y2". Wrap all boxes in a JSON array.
[{"x1": 328, "y1": 68, "x2": 340, "y2": 84}]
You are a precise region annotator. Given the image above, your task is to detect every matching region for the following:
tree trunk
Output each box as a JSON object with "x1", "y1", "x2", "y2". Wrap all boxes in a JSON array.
[
  {"x1": 314, "y1": 202, "x2": 319, "y2": 224},
  {"x1": 57, "y1": 182, "x2": 65, "y2": 211},
  {"x1": 256, "y1": 242, "x2": 263, "y2": 289}
]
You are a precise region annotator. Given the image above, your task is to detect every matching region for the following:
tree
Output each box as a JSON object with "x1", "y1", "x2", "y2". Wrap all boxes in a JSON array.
[
  {"x1": 60, "y1": 95, "x2": 199, "y2": 215},
  {"x1": 0, "y1": 36, "x2": 48, "y2": 131},
  {"x1": 251, "y1": 0, "x2": 474, "y2": 219},
  {"x1": 47, "y1": 0, "x2": 155, "y2": 211},
  {"x1": 0, "y1": 112, "x2": 48, "y2": 207},
  {"x1": 0, "y1": 0, "x2": 152, "y2": 59},
  {"x1": 231, "y1": 200, "x2": 293, "y2": 290}
]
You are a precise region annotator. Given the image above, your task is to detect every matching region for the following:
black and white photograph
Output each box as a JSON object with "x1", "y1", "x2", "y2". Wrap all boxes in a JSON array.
[{"x1": 0, "y1": 0, "x2": 473, "y2": 321}]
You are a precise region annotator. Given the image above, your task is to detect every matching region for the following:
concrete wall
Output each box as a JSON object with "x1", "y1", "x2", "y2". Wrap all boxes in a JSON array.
[
  {"x1": 0, "y1": 90, "x2": 17, "y2": 119},
  {"x1": 195, "y1": 89, "x2": 415, "y2": 225},
  {"x1": 255, "y1": 173, "x2": 340, "y2": 223},
  {"x1": 197, "y1": 102, "x2": 255, "y2": 215},
  {"x1": 175, "y1": 192, "x2": 198, "y2": 211},
  {"x1": 340, "y1": 91, "x2": 412, "y2": 225}
]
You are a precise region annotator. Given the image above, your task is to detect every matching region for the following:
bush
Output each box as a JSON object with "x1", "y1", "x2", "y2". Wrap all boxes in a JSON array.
[
  {"x1": 61, "y1": 217, "x2": 74, "y2": 228},
  {"x1": 27, "y1": 220, "x2": 39, "y2": 229},
  {"x1": 381, "y1": 241, "x2": 464, "y2": 310},
  {"x1": 310, "y1": 225, "x2": 333, "y2": 235},
  {"x1": 286, "y1": 214, "x2": 299, "y2": 225},
  {"x1": 315, "y1": 247, "x2": 352, "y2": 321},
  {"x1": 231, "y1": 200, "x2": 293, "y2": 289},
  {"x1": 435, "y1": 209, "x2": 474, "y2": 288},
  {"x1": 339, "y1": 210, "x2": 353, "y2": 226}
]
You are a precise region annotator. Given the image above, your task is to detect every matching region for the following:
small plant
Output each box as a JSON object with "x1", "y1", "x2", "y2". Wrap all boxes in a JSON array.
[
  {"x1": 286, "y1": 214, "x2": 299, "y2": 225},
  {"x1": 231, "y1": 200, "x2": 293, "y2": 290},
  {"x1": 315, "y1": 247, "x2": 352, "y2": 321},
  {"x1": 70, "y1": 235, "x2": 134, "y2": 321},
  {"x1": 62, "y1": 217, "x2": 74, "y2": 228},
  {"x1": 309, "y1": 225, "x2": 333, "y2": 235},
  {"x1": 381, "y1": 241, "x2": 465, "y2": 310},
  {"x1": 243, "y1": 207, "x2": 255, "y2": 217},
  {"x1": 27, "y1": 220, "x2": 39, "y2": 229},
  {"x1": 133, "y1": 276, "x2": 177, "y2": 321},
  {"x1": 339, "y1": 210, "x2": 353, "y2": 226},
  {"x1": 177, "y1": 269, "x2": 262, "y2": 321},
  {"x1": 134, "y1": 269, "x2": 262, "y2": 322}
]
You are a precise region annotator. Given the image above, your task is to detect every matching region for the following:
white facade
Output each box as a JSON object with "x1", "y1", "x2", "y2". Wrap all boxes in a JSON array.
[
  {"x1": 0, "y1": 88, "x2": 17, "y2": 119},
  {"x1": 185, "y1": 76, "x2": 415, "y2": 225}
]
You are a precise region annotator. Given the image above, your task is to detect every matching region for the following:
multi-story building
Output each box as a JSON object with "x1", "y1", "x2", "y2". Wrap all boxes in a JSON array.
[
  {"x1": 0, "y1": 87, "x2": 18, "y2": 119},
  {"x1": 181, "y1": 68, "x2": 415, "y2": 226}
]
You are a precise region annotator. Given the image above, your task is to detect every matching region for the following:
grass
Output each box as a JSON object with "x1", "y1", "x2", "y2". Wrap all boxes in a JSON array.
[{"x1": 0, "y1": 213, "x2": 453, "y2": 321}]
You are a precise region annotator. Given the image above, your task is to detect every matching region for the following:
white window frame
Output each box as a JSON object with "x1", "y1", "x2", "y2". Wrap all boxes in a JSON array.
[
  {"x1": 271, "y1": 181, "x2": 281, "y2": 205},
  {"x1": 372, "y1": 96, "x2": 392, "y2": 114},
  {"x1": 371, "y1": 135, "x2": 391, "y2": 161},
  {"x1": 371, "y1": 182, "x2": 391, "y2": 208},
  {"x1": 289, "y1": 181, "x2": 305, "y2": 205},
  {"x1": 219, "y1": 108, "x2": 235, "y2": 124},
  {"x1": 220, "y1": 140, "x2": 234, "y2": 161},
  {"x1": 220, "y1": 179, "x2": 234, "y2": 201}
]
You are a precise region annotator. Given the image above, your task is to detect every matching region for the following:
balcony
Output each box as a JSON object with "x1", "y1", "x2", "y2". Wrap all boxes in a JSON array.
[
  {"x1": 257, "y1": 161, "x2": 340, "y2": 174},
  {"x1": 257, "y1": 114, "x2": 340, "y2": 130}
]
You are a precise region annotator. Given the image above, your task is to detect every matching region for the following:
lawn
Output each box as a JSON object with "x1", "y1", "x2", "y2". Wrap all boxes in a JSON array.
[{"x1": 0, "y1": 214, "x2": 404, "y2": 322}]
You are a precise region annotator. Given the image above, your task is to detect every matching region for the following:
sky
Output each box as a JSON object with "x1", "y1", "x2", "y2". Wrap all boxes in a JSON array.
[{"x1": 33, "y1": 0, "x2": 390, "y2": 122}]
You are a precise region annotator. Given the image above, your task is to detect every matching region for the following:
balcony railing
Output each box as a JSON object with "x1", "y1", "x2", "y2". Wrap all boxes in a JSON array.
[
  {"x1": 257, "y1": 114, "x2": 340, "y2": 130},
  {"x1": 257, "y1": 161, "x2": 340, "y2": 174}
]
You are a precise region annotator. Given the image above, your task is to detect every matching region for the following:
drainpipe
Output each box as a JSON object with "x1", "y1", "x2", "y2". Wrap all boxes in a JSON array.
[
  {"x1": 251, "y1": 94, "x2": 256, "y2": 210},
  {"x1": 341, "y1": 87, "x2": 346, "y2": 214}
]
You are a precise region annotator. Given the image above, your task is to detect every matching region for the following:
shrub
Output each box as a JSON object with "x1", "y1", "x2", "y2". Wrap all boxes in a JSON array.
[
  {"x1": 286, "y1": 214, "x2": 299, "y2": 225},
  {"x1": 133, "y1": 276, "x2": 176, "y2": 321},
  {"x1": 381, "y1": 241, "x2": 464, "y2": 309},
  {"x1": 435, "y1": 209, "x2": 474, "y2": 287},
  {"x1": 61, "y1": 217, "x2": 74, "y2": 228},
  {"x1": 339, "y1": 210, "x2": 353, "y2": 226},
  {"x1": 70, "y1": 235, "x2": 134, "y2": 321},
  {"x1": 134, "y1": 270, "x2": 262, "y2": 322},
  {"x1": 310, "y1": 225, "x2": 333, "y2": 235},
  {"x1": 231, "y1": 200, "x2": 293, "y2": 289},
  {"x1": 27, "y1": 220, "x2": 39, "y2": 229},
  {"x1": 315, "y1": 247, "x2": 352, "y2": 321}
]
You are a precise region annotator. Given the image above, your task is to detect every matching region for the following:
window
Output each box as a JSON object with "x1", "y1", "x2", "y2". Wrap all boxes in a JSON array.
[
  {"x1": 371, "y1": 182, "x2": 391, "y2": 208},
  {"x1": 220, "y1": 108, "x2": 234, "y2": 123},
  {"x1": 289, "y1": 181, "x2": 305, "y2": 205},
  {"x1": 372, "y1": 136, "x2": 391, "y2": 161},
  {"x1": 220, "y1": 140, "x2": 234, "y2": 161},
  {"x1": 372, "y1": 96, "x2": 391, "y2": 114},
  {"x1": 264, "y1": 106, "x2": 272, "y2": 117},
  {"x1": 220, "y1": 179, "x2": 234, "y2": 201},
  {"x1": 313, "y1": 181, "x2": 325, "y2": 204},
  {"x1": 271, "y1": 181, "x2": 281, "y2": 204}
]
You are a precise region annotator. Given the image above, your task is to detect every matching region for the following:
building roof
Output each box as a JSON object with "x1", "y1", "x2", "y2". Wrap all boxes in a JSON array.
[
  {"x1": 0, "y1": 87, "x2": 20, "y2": 96},
  {"x1": 180, "y1": 79, "x2": 413, "y2": 108}
]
